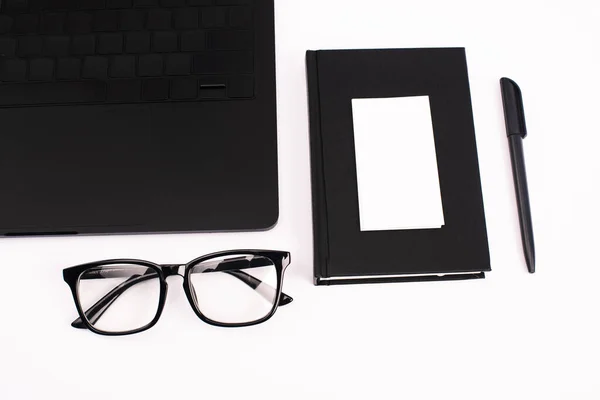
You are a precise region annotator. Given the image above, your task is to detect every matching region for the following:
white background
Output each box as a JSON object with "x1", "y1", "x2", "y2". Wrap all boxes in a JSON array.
[{"x1": 1, "y1": 0, "x2": 599, "y2": 399}]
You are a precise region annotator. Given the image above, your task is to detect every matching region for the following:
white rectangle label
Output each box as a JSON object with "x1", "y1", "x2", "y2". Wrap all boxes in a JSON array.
[{"x1": 351, "y1": 96, "x2": 445, "y2": 231}]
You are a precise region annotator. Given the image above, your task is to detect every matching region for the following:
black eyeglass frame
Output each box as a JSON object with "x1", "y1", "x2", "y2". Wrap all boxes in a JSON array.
[{"x1": 63, "y1": 249, "x2": 292, "y2": 336}]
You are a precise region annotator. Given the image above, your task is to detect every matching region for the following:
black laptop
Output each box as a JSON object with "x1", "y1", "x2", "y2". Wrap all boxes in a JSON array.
[{"x1": 0, "y1": 0, "x2": 278, "y2": 236}]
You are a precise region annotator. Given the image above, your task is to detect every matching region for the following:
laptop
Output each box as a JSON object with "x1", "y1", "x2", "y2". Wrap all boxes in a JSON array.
[{"x1": 0, "y1": 0, "x2": 278, "y2": 236}]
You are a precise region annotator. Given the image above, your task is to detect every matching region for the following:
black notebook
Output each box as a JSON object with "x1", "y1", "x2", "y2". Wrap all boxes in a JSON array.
[{"x1": 306, "y1": 48, "x2": 491, "y2": 285}]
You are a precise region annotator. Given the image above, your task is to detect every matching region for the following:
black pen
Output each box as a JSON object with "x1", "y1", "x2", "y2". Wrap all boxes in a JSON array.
[{"x1": 500, "y1": 78, "x2": 535, "y2": 273}]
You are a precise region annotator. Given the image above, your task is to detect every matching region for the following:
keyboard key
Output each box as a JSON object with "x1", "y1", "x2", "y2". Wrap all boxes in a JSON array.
[
  {"x1": 180, "y1": 30, "x2": 205, "y2": 52},
  {"x1": 97, "y1": 33, "x2": 123, "y2": 54},
  {"x1": 208, "y1": 30, "x2": 253, "y2": 50},
  {"x1": 152, "y1": 31, "x2": 178, "y2": 52},
  {"x1": 0, "y1": 81, "x2": 106, "y2": 106},
  {"x1": 143, "y1": 79, "x2": 169, "y2": 100},
  {"x1": 109, "y1": 55, "x2": 135, "y2": 77},
  {"x1": 227, "y1": 75, "x2": 253, "y2": 98},
  {"x1": 17, "y1": 36, "x2": 43, "y2": 57},
  {"x1": 29, "y1": 58, "x2": 55, "y2": 81},
  {"x1": 0, "y1": 59, "x2": 27, "y2": 82},
  {"x1": 13, "y1": 14, "x2": 39, "y2": 34},
  {"x1": 125, "y1": 31, "x2": 150, "y2": 53},
  {"x1": 147, "y1": 9, "x2": 171, "y2": 30},
  {"x1": 138, "y1": 53, "x2": 163, "y2": 76},
  {"x1": 28, "y1": 0, "x2": 46, "y2": 11},
  {"x1": 71, "y1": 35, "x2": 96, "y2": 55},
  {"x1": 188, "y1": 0, "x2": 212, "y2": 5},
  {"x1": 202, "y1": 7, "x2": 227, "y2": 28},
  {"x1": 216, "y1": 0, "x2": 253, "y2": 4},
  {"x1": 108, "y1": 79, "x2": 142, "y2": 102},
  {"x1": 119, "y1": 10, "x2": 145, "y2": 30},
  {"x1": 43, "y1": 36, "x2": 70, "y2": 56},
  {"x1": 193, "y1": 51, "x2": 252, "y2": 74},
  {"x1": 170, "y1": 77, "x2": 197, "y2": 99},
  {"x1": 106, "y1": 0, "x2": 132, "y2": 8},
  {"x1": 94, "y1": 10, "x2": 119, "y2": 31},
  {"x1": 5, "y1": 0, "x2": 29, "y2": 13},
  {"x1": 134, "y1": 0, "x2": 158, "y2": 7},
  {"x1": 0, "y1": 38, "x2": 17, "y2": 58},
  {"x1": 82, "y1": 56, "x2": 108, "y2": 79},
  {"x1": 46, "y1": 0, "x2": 79, "y2": 10},
  {"x1": 199, "y1": 76, "x2": 226, "y2": 87},
  {"x1": 79, "y1": 0, "x2": 106, "y2": 9},
  {"x1": 0, "y1": 16, "x2": 13, "y2": 34},
  {"x1": 165, "y1": 53, "x2": 190, "y2": 75},
  {"x1": 67, "y1": 12, "x2": 93, "y2": 34},
  {"x1": 56, "y1": 57, "x2": 81, "y2": 80},
  {"x1": 41, "y1": 13, "x2": 66, "y2": 34},
  {"x1": 229, "y1": 6, "x2": 253, "y2": 28},
  {"x1": 198, "y1": 76, "x2": 226, "y2": 99},
  {"x1": 174, "y1": 8, "x2": 198, "y2": 29},
  {"x1": 159, "y1": 0, "x2": 185, "y2": 6}
]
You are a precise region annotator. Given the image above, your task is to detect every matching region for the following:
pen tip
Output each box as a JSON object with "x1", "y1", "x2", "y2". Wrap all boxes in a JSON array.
[{"x1": 525, "y1": 251, "x2": 535, "y2": 274}]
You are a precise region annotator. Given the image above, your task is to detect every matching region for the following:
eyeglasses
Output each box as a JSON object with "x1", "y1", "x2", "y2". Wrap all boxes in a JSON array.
[{"x1": 63, "y1": 250, "x2": 292, "y2": 336}]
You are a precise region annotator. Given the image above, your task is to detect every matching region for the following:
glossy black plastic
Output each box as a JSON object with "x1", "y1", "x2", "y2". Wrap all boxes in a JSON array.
[
  {"x1": 63, "y1": 250, "x2": 292, "y2": 336},
  {"x1": 500, "y1": 77, "x2": 527, "y2": 138},
  {"x1": 508, "y1": 136, "x2": 535, "y2": 273},
  {"x1": 501, "y1": 77, "x2": 535, "y2": 273}
]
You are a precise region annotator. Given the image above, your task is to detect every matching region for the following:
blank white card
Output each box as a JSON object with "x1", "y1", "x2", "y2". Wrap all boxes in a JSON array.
[{"x1": 351, "y1": 96, "x2": 445, "y2": 231}]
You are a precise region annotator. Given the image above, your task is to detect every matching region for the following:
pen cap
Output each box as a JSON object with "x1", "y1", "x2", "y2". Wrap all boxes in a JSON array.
[{"x1": 500, "y1": 78, "x2": 527, "y2": 138}]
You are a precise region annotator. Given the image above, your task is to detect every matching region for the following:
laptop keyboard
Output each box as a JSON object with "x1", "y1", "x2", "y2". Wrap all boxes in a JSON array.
[{"x1": 0, "y1": 0, "x2": 255, "y2": 107}]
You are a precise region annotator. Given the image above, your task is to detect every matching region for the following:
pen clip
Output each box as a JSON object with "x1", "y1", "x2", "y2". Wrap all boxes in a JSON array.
[{"x1": 500, "y1": 78, "x2": 527, "y2": 138}]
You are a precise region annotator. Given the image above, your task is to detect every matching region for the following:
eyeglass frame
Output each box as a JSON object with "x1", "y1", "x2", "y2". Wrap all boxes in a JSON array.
[{"x1": 63, "y1": 249, "x2": 292, "y2": 336}]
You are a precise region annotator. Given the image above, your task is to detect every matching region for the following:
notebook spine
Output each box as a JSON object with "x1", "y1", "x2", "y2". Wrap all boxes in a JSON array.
[{"x1": 306, "y1": 51, "x2": 330, "y2": 285}]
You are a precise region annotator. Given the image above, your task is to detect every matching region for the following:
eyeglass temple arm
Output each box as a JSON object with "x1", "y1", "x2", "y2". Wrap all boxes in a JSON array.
[
  {"x1": 187, "y1": 256, "x2": 293, "y2": 306},
  {"x1": 71, "y1": 272, "x2": 154, "y2": 328},
  {"x1": 189, "y1": 255, "x2": 293, "y2": 304},
  {"x1": 200, "y1": 268, "x2": 293, "y2": 306},
  {"x1": 72, "y1": 266, "x2": 292, "y2": 329}
]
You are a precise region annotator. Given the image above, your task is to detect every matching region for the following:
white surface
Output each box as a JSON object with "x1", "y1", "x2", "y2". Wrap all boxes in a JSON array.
[
  {"x1": 1, "y1": 1, "x2": 600, "y2": 399},
  {"x1": 352, "y1": 96, "x2": 445, "y2": 231}
]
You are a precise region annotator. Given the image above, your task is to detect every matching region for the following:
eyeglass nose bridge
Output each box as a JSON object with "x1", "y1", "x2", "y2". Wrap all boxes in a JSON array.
[
  {"x1": 161, "y1": 264, "x2": 186, "y2": 278},
  {"x1": 161, "y1": 264, "x2": 200, "y2": 305}
]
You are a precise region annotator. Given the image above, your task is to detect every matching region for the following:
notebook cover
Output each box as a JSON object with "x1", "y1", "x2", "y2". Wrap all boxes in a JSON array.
[{"x1": 306, "y1": 48, "x2": 491, "y2": 285}]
